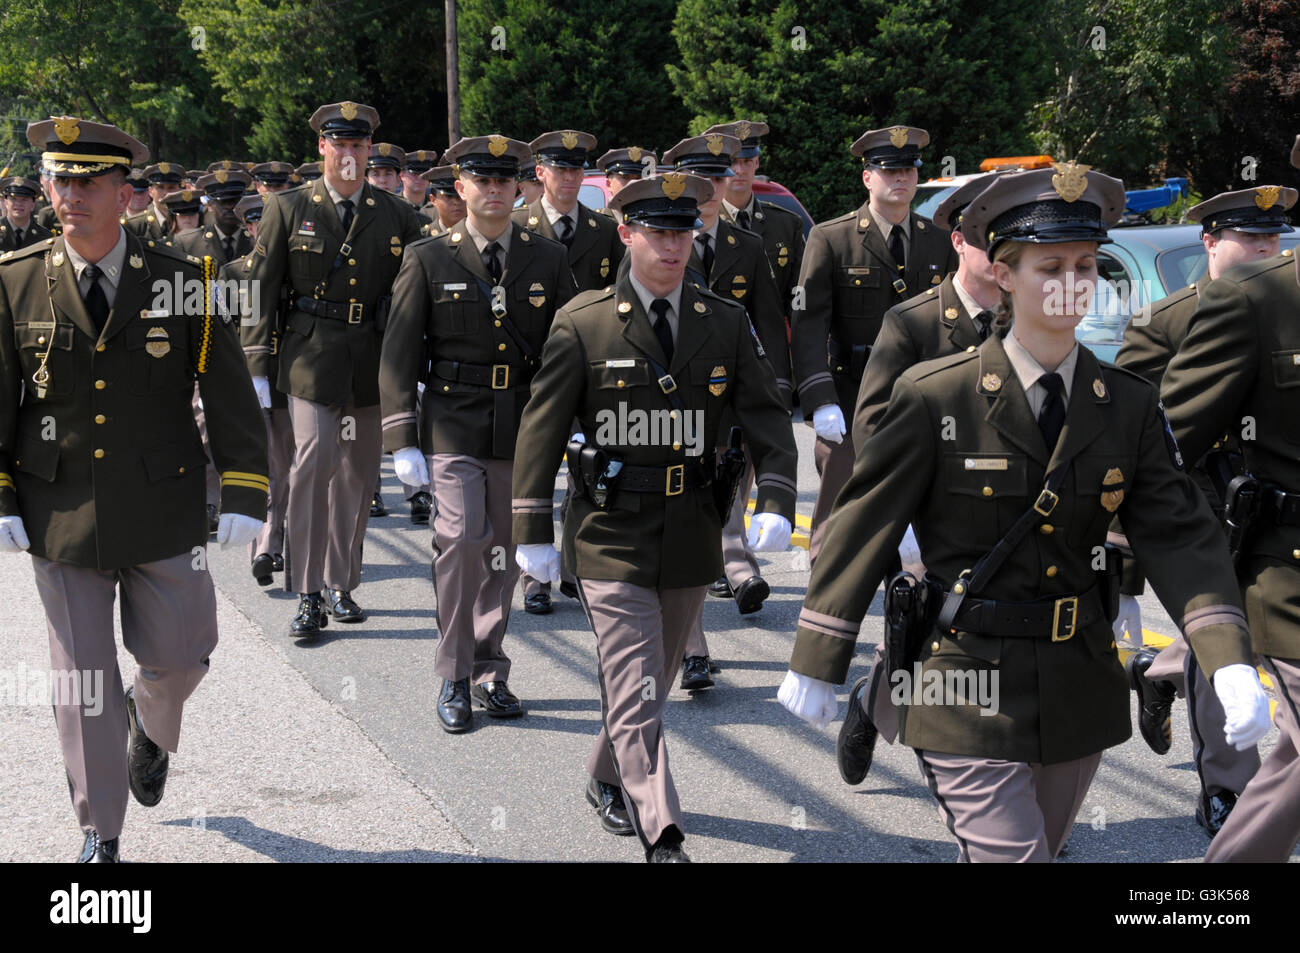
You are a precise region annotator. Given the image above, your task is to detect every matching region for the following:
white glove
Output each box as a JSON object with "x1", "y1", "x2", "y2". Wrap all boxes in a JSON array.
[
  {"x1": 778, "y1": 669, "x2": 839, "y2": 729},
  {"x1": 747, "y1": 512, "x2": 792, "y2": 552},
  {"x1": 1214, "y1": 663, "x2": 1272, "y2": 751},
  {"x1": 0, "y1": 516, "x2": 31, "y2": 553},
  {"x1": 516, "y1": 543, "x2": 560, "y2": 584},
  {"x1": 1112, "y1": 594, "x2": 1142, "y2": 642},
  {"x1": 812, "y1": 403, "x2": 846, "y2": 444},
  {"x1": 251, "y1": 375, "x2": 272, "y2": 409},
  {"x1": 899, "y1": 523, "x2": 925, "y2": 576},
  {"x1": 216, "y1": 513, "x2": 263, "y2": 548},
  {"x1": 393, "y1": 446, "x2": 430, "y2": 488}
]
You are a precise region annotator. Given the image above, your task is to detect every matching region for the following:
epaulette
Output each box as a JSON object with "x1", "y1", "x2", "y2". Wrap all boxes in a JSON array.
[
  {"x1": 694, "y1": 285, "x2": 745, "y2": 315},
  {"x1": 904, "y1": 347, "x2": 977, "y2": 382},
  {"x1": 143, "y1": 239, "x2": 204, "y2": 269},
  {"x1": 894, "y1": 289, "x2": 941, "y2": 316},
  {"x1": 818, "y1": 210, "x2": 860, "y2": 231},
  {"x1": 1097, "y1": 359, "x2": 1157, "y2": 392},
  {"x1": 567, "y1": 286, "x2": 615, "y2": 311},
  {"x1": 756, "y1": 198, "x2": 803, "y2": 223},
  {"x1": 0, "y1": 237, "x2": 56, "y2": 265}
]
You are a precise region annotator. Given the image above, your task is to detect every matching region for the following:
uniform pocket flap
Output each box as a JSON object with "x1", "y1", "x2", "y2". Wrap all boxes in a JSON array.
[
  {"x1": 944, "y1": 453, "x2": 1027, "y2": 498},
  {"x1": 292, "y1": 235, "x2": 326, "y2": 255},
  {"x1": 434, "y1": 282, "x2": 479, "y2": 304},
  {"x1": 1271, "y1": 350, "x2": 1300, "y2": 388},
  {"x1": 14, "y1": 434, "x2": 59, "y2": 482},
  {"x1": 142, "y1": 440, "x2": 208, "y2": 482},
  {"x1": 836, "y1": 265, "x2": 880, "y2": 288},
  {"x1": 16, "y1": 323, "x2": 74, "y2": 351},
  {"x1": 591, "y1": 360, "x2": 650, "y2": 389}
]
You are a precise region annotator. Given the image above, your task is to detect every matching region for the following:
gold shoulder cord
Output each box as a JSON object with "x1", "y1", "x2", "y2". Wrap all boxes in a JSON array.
[
  {"x1": 32, "y1": 258, "x2": 59, "y2": 399},
  {"x1": 197, "y1": 255, "x2": 213, "y2": 374}
]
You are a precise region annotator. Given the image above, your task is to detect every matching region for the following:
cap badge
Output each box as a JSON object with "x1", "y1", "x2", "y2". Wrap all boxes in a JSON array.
[
  {"x1": 661, "y1": 172, "x2": 687, "y2": 200},
  {"x1": 705, "y1": 134, "x2": 724, "y2": 156},
  {"x1": 53, "y1": 116, "x2": 80, "y2": 145},
  {"x1": 157, "y1": 162, "x2": 171, "y2": 175},
  {"x1": 736, "y1": 121, "x2": 751, "y2": 141},
  {"x1": 487, "y1": 135, "x2": 508, "y2": 157},
  {"x1": 215, "y1": 170, "x2": 228, "y2": 184},
  {"x1": 1101, "y1": 467, "x2": 1125, "y2": 513},
  {"x1": 981, "y1": 372, "x2": 1002, "y2": 392},
  {"x1": 1255, "y1": 186, "x2": 1280, "y2": 211},
  {"x1": 888, "y1": 126, "x2": 909, "y2": 149},
  {"x1": 1051, "y1": 161, "x2": 1091, "y2": 203},
  {"x1": 220, "y1": 160, "x2": 233, "y2": 170},
  {"x1": 627, "y1": 147, "x2": 642, "y2": 163},
  {"x1": 1093, "y1": 378, "x2": 1107, "y2": 398},
  {"x1": 340, "y1": 101, "x2": 358, "y2": 121},
  {"x1": 379, "y1": 143, "x2": 392, "y2": 157},
  {"x1": 561, "y1": 131, "x2": 579, "y2": 150}
]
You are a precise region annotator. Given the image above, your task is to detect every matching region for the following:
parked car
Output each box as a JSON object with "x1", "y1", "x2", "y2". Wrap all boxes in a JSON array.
[{"x1": 577, "y1": 173, "x2": 815, "y2": 238}]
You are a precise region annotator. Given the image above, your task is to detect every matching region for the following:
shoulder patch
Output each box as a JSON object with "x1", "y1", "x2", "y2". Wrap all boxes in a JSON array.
[{"x1": 0, "y1": 239, "x2": 57, "y2": 265}]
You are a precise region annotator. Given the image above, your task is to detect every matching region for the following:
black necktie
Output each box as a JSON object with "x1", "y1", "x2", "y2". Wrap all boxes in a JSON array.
[
  {"x1": 650, "y1": 298, "x2": 673, "y2": 364},
  {"x1": 888, "y1": 224, "x2": 906, "y2": 272},
  {"x1": 974, "y1": 309, "x2": 994, "y2": 341},
  {"x1": 557, "y1": 215, "x2": 574, "y2": 247},
  {"x1": 83, "y1": 263, "x2": 110, "y2": 333},
  {"x1": 339, "y1": 198, "x2": 355, "y2": 233},
  {"x1": 14, "y1": 227, "x2": 23, "y2": 246},
  {"x1": 736, "y1": 209, "x2": 751, "y2": 231},
  {"x1": 1037, "y1": 372, "x2": 1066, "y2": 452},
  {"x1": 696, "y1": 233, "x2": 714, "y2": 277},
  {"x1": 222, "y1": 235, "x2": 234, "y2": 260},
  {"x1": 483, "y1": 241, "x2": 502, "y2": 282}
]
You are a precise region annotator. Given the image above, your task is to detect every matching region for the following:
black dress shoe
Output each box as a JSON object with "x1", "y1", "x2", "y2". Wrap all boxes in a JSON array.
[
  {"x1": 251, "y1": 552, "x2": 275, "y2": 586},
  {"x1": 290, "y1": 592, "x2": 329, "y2": 639},
  {"x1": 325, "y1": 588, "x2": 366, "y2": 622},
  {"x1": 733, "y1": 575, "x2": 770, "y2": 615},
  {"x1": 271, "y1": 553, "x2": 284, "y2": 572},
  {"x1": 524, "y1": 591, "x2": 553, "y2": 614},
  {"x1": 837, "y1": 674, "x2": 879, "y2": 785},
  {"x1": 646, "y1": 829, "x2": 690, "y2": 863},
  {"x1": 409, "y1": 491, "x2": 432, "y2": 525},
  {"x1": 77, "y1": 830, "x2": 120, "y2": 863},
  {"x1": 585, "y1": 777, "x2": 635, "y2": 836},
  {"x1": 125, "y1": 687, "x2": 168, "y2": 807},
  {"x1": 471, "y1": 680, "x2": 524, "y2": 717},
  {"x1": 1196, "y1": 790, "x2": 1237, "y2": 837},
  {"x1": 437, "y1": 678, "x2": 472, "y2": 733},
  {"x1": 559, "y1": 580, "x2": 579, "y2": 600},
  {"x1": 370, "y1": 491, "x2": 387, "y2": 517},
  {"x1": 207, "y1": 504, "x2": 219, "y2": 534},
  {"x1": 708, "y1": 577, "x2": 732, "y2": 599},
  {"x1": 1127, "y1": 648, "x2": 1175, "y2": 755},
  {"x1": 680, "y1": 655, "x2": 714, "y2": 691}
]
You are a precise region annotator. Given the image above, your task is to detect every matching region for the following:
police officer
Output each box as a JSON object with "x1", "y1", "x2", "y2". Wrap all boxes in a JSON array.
[
  {"x1": 0, "y1": 177, "x2": 53, "y2": 251},
  {"x1": 295, "y1": 161, "x2": 322, "y2": 183},
  {"x1": 402, "y1": 149, "x2": 439, "y2": 208},
  {"x1": 366, "y1": 143, "x2": 406, "y2": 195},
  {"x1": 125, "y1": 168, "x2": 152, "y2": 214},
  {"x1": 0, "y1": 116, "x2": 268, "y2": 862},
  {"x1": 517, "y1": 161, "x2": 543, "y2": 206},
  {"x1": 379, "y1": 134, "x2": 576, "y2": 733},
  {"x1": 174, "y1": 170, "x2": 254, "y2": 265},
  {"x1": 123, "y1": 162, "x2": 184, "y2": 242},
  {"x1": 33, "y1": 171, "x2": 60, "y2": 234},
  {"x1": 1117, "y1": 184, "x2": 1295, "y2": 837},
  {"x1": 835, "y1": 171, "x2": 1006, "y2": 785},
  {"x1": 790, "y1": 125, "x2": 956, "y2": 561},
  {"x1": 597, "y1": 147, "x2": 655, "y2": 202},
  {"x1": 1161, "y1": 141, "x2": 1300, "y2": 863},
  {"x1": 780, "y1": 165, "x2": 1270, "y2": 862},
  {"x1": 251, "y1": 161, "x2": 296, "y2": 195},
  {"x1": 512, "y1": 130, "x2": 625, "y2": 614},
  {"x1": 161, "y1": 188, "x2": 203, "y2": 236},
  {"x1": 246, "y1": 100, "x2": 424, "y2": 638},
  {"x1": 511, "y1": 173, "x2": 797, "y2": 861},
  {"x1": 420, "y1": 165, "x2": 464, "y2": 237}
]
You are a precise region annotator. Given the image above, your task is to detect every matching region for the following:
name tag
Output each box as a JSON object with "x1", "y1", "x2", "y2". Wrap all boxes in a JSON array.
[
  {"x1": 443, "y1": 282, "x2": 468, "y2": 291},
  {"x1": 965, "y1": 458, "x2": 1009, "y2": 470},
  {"x1": 605, "y1": 359, "x2": 637, "y2": 368},
  {"x1": 846, "y1": 267, "x2": 871, "y2": 275},
  {"x1": 141, "y1": 309, "x2": 170, "y2": 319},
  {"x1": 27, "y1": 320, "x2": 55, "y2": 330}
]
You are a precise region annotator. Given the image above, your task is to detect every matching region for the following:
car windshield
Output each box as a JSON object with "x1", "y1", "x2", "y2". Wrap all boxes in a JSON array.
[
  {"x1": 911, "y1": 185, "x2": 956, "y2": 220},
  {"x1": 578, "y1": 183, "x2": 607, "y2": 210},
  {"x1": 1075, "y1": 250, "x2": 1147, "y2": 347},
  {"x1": 1156, "y1": 236, "x2": 1300, "y2": 291}
]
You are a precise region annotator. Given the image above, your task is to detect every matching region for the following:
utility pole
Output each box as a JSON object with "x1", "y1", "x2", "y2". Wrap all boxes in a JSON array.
[{"x1": 445, "y1": 0, "x2": 460, "y2": 144}]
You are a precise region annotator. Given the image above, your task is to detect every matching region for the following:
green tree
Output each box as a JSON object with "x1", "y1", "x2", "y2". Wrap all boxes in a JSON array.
[{"x1": 456, "y1": 0, "x2": 691, "y2": 155}]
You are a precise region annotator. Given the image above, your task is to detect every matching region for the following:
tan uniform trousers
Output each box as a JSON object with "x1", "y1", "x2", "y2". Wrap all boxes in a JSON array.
[
  {"x1": 579, "y1": 579, "x2": 708, "y2": 851},
  {"x1": 285, "y1": 397, "x2": 381, "y2": 594},
  {"x1": 250, "y1": 406, "x2": 294, "y2": 559},
  {"x1": 1147, "y1": 633, "x2": 1260, "y2": 798},
  {"x1": 32, "y1": 551, "x2": 219, "y2": 842},
  {"x1": 810, "y1": 432, "x2": 855, "y2": 563},
  {"x1": 1206, "y1": 656, "x2": 1300, "y2": 862},
  {"x1": 430, "y1": 453, "x2": 517, "y2": 684},
  {"x1": 916, "y1": 749, "x2": 1102, "y2": 862}
]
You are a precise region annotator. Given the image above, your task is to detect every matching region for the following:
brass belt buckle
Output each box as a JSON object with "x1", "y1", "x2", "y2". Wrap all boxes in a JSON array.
[
  {"x1": 1034, "y1": 487, "x2": 1059, "y2": 516},
  {"x1": 347, "y1": 302, "x2": 363, "y2": 324},
  {"x1": 665, "y1": 464, "x2": 685, "y2": 496},
  {"x1": 491, "y1": 364, "x2": 510, "y2": 389},
  {"x1": 1051, "y1": 595, "x2": 1078, "y2": 642}
]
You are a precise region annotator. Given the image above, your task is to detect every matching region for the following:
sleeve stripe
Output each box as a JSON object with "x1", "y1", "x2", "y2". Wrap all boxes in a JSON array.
[
  {"x1": 1183, "y1": 605, "x2": 1248, "y2": 634},
  {"x1": 0, "y1": 475, "x2": 14, "y2": 490},
  {"x1": 797, "y1": 371, "x2": 833, "y2": 392},
  {"x1": 382, "y1": 412, "x2": 419, "y2": 429},
  {"x1": 797, "y1": 607, "x2": 859, "y2": 637},
  {"x1": 757, "y1": 473, "x2": 797, "y2": 493},
  {"x1": 222, "y1": 478, "x2": 271, "y2": 491}
]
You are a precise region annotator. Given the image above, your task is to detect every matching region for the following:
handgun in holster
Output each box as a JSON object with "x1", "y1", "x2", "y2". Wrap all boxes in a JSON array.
[
  {"x1": 884, "y1": 571, "x2": 937, "y2": 682},
  {"x1": 1202, "y1": 444, "x2": 1245, "y2": 516},
  {"x1": 1222, "y1": 474, "x2": 1261, "y2": 567},
  {"x1": 566, "y1": 440, "x2": 623, "y2": 510},
  {"x1": 712, "y1": 426, "x2": 746, "y2": 521}
]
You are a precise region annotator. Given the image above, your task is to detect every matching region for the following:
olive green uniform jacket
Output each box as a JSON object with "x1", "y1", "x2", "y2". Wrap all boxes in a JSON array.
[
  {"x1": 0, "y1": 217, "x2": 54, "y2": 252},
  {"x1": 789, "y1": 335, "x2": 1253, "y2": 764},
  {"x1": 511, "y1": 198, "x2": 624, "y2": 292}
]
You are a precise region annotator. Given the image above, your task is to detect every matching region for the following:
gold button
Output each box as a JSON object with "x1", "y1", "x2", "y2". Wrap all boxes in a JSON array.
[
  {"x1": 37, "y1": 335, "x2": 46, "y2": 345},
  {"x1": 178, "y1": 466, "x2": 185, "y2": 474},
  {"x1": 931, "y1": 641, "x2": 940, "y2": 651},
  {"x1": 93, "y1": 449, "x2": 104, "y2": 459},
  {"x1": 348, "y1": 258, "x2": 356, "y2": 266},
  {"x1": 443, "y1": 385, "x2": 450, "y2": 392},
  {"x1": 94, "y1": 379, "x2": 106, "y2": 390},
  {"x1": 453, "y1": 292, "x2": 460, "y2": 300},
  {"x1": 494, "y1": 320, "x2": 502, "y2": 327},
  {"x1": 95, "y1": 344, "x2": 106, "y2": 352},
  {"x1": 348, "y1": 278, "x2": 356, "y2": 285},
  {"x1": 966, "y1": 345, "x2": 976, "y2": 353},
  {"x1": 1046, "y1": 565, "x2": 1058, "y2": 578},
  {"x1": 953, "y1": 581, "x2": 965, "y2": 595},
  {"x1": 835, "y1": 365, "x2": 844, "y2": 372},
  {"x1": 982, "y1": 486, "x2": 993, "y2": 497},
  {"x1": 498, "y1": 343, "x2": 507, "y2": 352},
  {"x1": 673, "y1": 442, "x2": 681, "y2": 450},
  {"x1": 616, "y1": 380, "x2": 626, "y2": 388},
  {"x1": 669, "y1": 410, "x2": 678, "y2": 419},
  {"x1": 1293, "y1": 549, "x2": 1300, "y2": 560},
  {"x1": 1040, "y1": 524, "x2": 1054, "y2": 535},
  {"x1": 94, "y1": 414, "x2": 106, "y2": 424}
]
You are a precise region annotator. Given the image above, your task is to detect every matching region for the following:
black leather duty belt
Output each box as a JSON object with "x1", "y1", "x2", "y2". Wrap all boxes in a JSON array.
[
  {"x1": 296, "y1": 297, "x2": 366, "y2": 323},
  {"x1": 432, "y1": 359, "x2": 536, "y2": 390},
  {"x1": 1260, "y1": 487, "x2": 1300, "y2": 527},
  {"x1": 948, "y1": 586, "x2": 1105, "y2": 642},
  {"x1": 617, "y1": 459, "x2": 712, "y2": 496}
]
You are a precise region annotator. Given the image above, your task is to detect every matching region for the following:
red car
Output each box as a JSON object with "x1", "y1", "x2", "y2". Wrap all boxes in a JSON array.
[{"x1": 577, "y1": 173, "x2": 814, "y2": 238}]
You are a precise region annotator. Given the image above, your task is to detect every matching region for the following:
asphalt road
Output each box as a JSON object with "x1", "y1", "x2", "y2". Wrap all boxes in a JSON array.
[{"x1": 2, "y1": 419, "x2": 1294, "y2": 862}]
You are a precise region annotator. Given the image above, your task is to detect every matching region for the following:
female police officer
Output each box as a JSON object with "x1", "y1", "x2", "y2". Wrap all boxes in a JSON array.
[{"x1": 777, "y1": 165, "x2": 1272, "y2": 862}]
